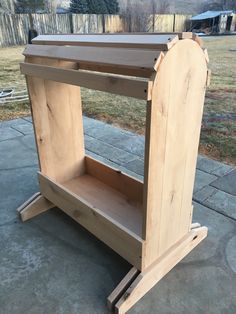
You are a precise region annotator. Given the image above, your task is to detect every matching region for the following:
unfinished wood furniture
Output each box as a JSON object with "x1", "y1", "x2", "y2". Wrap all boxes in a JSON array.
[{"x1": 18, "y1": 33, "x2": 209, "y2": 314}]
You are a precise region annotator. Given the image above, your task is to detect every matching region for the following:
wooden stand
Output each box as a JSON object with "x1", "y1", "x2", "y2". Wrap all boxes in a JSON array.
[{"x1": 18, "y1": 33, "x2": 209, "y2": 313}]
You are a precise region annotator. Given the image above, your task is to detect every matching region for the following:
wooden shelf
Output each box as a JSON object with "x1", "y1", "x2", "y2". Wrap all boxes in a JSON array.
[
  {"x1": 37, "y1": 157, "x2": 144, "y2": 269},
  {"x1": 62, "y1": 174, "x2": 143, "y2": 237}
]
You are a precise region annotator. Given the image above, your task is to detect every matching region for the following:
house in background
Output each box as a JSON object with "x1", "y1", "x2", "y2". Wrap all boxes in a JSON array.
[{"x1": 190, "y1": 10, "x2": 235, "y2": 34}]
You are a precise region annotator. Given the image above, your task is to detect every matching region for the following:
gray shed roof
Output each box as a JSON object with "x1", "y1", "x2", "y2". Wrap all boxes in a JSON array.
[{"x1": 191, "y1": 10, "x2": 233, "y2": 21}]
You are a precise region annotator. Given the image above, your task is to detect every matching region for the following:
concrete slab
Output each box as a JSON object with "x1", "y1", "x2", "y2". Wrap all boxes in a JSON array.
[
  {"x1": 193, "y1": 185, "x2": 218, "y2": 203},
  {"x1": 0, "y1": 116, "x2": 236, "y2": 314},
  {"x1": 85, "y1": 135, "x2": 138, "y2": 166},
  {"x1": 202, "y1": 189, "x2": 236, "y2": 220},
  {"x1": 193, "y1": 169, "x2": 218, "y2": 193},
  {"x1": 83, "y1": 115, "x2": 106, "y2": 130},
  {"x1": 0, "y1": 117, "x2": 29, "y2": 128},
  {"x1": 131, "y1": 202, "x2": 236, "y2": 314},
  {"x1": 0, "y1": 127, "x2": 22, "y2": 141},
  {"x1": 210, "y1": 169, "x2": 236, "y2": 196},
  {"x1": 11, "y1": 122, "x2": 34, "y2": 135},
  {"x1": 0, "y1": 135, "x2": 38, "y2": 170},
  {"x1": 197, "y1": 155, "x2": 234, "y2": 177},
  {"x1": 1, "y1": 197, "x2": 235, "y2": 314},
  {"x1": 22, "y1": 116, "x2": 33, "y2": 123},
  {"x1": 110, "y1": 135, "x2": 145, "y2": 158},
  {"x1": 124, "y1": 158, "x2": 144, "y2": 176},
  {"x1": 0, "y1": 166, "x2": 38, "y2": 225}
]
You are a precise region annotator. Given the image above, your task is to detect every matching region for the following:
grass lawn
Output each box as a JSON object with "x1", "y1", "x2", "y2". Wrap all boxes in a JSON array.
[{"x1": 0, "y1": 36, "x2": 235, "y2": 165}]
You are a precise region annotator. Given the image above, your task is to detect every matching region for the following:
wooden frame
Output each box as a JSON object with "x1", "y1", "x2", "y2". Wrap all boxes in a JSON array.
[{"x1": 18, "y1": 33, "x2": 209, "y2": 313}]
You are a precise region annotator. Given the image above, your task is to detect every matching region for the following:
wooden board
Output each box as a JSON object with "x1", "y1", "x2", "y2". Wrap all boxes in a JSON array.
[
  {"x1": 107, "y1": 267, "x2": 140, "y2": 310},
  {"x1": 26, "y1": 57, "x2": 85, "y2": 183},
  {"x1": 38, "y1": 172, "x2": 143, "y2": 269},
  {"x1": 62, "y1": 174, "x2": 143, "y2": 237},
  {"x1": 21, "y1": 62, "x2": 150, "y2": 100},
  {"x1": 32, "y1": 34, "x2": 178, "y2": 50},
  {"x1": 142, "y1": 39, "x2": 208, "y2": 269},
  {"x1": 115, "y1": 226, "x2": 208, "y2": 314},
  {"x1": 85, "y1": 156, "x2": 143, "y2": 204},
  {"x1": 24, "y1": 44, "x2": 162, "y2": 77},
  {"x1": 18, "y1": 194, "x2": 54, "y2": 221}
]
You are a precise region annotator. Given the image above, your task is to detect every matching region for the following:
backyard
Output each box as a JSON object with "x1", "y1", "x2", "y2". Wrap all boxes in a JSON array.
[{"x1": 0, "y1": 36, "x2": 235, "y2": 165}]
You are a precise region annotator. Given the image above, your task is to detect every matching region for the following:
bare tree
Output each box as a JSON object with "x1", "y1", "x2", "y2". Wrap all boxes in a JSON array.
[
  {"x1": 0, "y1": 0, "x2": 15, "y2": 13},
  {"x1": 44, "y1": 0, "x2": 59, "y2": 13},
  {"x1": 199, "y1": 0, "x2": 236, "y2": 12}
]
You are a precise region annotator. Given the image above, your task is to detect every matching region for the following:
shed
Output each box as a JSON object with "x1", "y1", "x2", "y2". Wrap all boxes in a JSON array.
[{"x1": 190, "y1": 10, "x2": 233, "y2": 34}]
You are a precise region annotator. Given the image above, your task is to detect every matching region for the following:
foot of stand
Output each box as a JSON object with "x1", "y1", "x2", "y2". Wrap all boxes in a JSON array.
[
  {"x1": 108, "y1": 226, "x2": 207, "y2": 314},
  {"x1": 17, "y1": 192, "x2": 55, "y2": 221}
]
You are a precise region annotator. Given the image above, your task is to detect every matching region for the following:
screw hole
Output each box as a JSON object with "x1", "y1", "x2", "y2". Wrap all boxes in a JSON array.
[{"x1": 193, "y1": 235, "x2": 198, "y2": 240}]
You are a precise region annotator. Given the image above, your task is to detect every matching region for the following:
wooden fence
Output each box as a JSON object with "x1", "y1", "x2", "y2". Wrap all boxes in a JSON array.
[{"x1": 0, "y1": 13, "x2": 193, "y2": 47}]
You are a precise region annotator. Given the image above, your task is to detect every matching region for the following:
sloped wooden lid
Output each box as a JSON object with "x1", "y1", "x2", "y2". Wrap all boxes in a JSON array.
[{"x1": 32, "y1": 34, "x2": 178, "y2": 50}]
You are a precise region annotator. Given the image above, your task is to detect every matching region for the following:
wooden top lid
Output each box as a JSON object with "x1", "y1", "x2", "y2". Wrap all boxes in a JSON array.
[{"x1": 32, "y1": 34, "x2": 179, "y2": 50}]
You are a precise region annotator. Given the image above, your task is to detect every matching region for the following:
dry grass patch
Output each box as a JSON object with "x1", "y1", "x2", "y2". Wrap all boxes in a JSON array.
[{"x1": 0, "y1": 37, "x2": 235, "y2": 165}]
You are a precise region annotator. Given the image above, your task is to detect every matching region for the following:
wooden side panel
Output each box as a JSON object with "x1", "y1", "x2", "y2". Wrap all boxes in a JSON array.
[
  {"x1": 38, "y1": 172, "x2": 143, "y2": 270},
  {"x1": 142, "y1": 39, "x2": 208, "y2": 269},
  {"x1": 85, "y1": 156, "x2": 143, "y2": 204},
  {"x1": 26, "y1": 57, "x2": 85, "y2": 182}
]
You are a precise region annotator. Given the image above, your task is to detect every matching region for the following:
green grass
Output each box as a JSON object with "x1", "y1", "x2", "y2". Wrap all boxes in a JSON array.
[{"x1": 0, "y1": 36, "x2": 235, "y2": 164}]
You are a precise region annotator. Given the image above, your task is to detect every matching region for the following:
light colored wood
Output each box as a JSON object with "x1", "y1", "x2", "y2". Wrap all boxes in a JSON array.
[
  {"x1": 20, "y1": 35, "x2": 209, "y2": 313},
  {"x1": 21, "y1": 62, "x2": 150, "y2": 100},
  {"x1": 78, "y1": 63, "x2": 152, "y2": 78},
  {"x1": 191, "y1": 222, "x2": 201, "y2": 229},
  {"x1": 24, "y1": 44, "x2": 162, "y2": 77},
  {"x1": 19, "y1": 194, "x2": 54, "y2": 222},
  {"x1": 38, "y1": 172, "x2": 144, "y2": 269},
  {"x1": 142, "y1": 39, "x2": 208, "y2": 269},
  {"x1": 107, "y1": 267, "x2": 140, "y2": 311},
  {"x1": 115, "y1": 227, "x2": 208, "y2": 314},
  {"x1": 26, "y1": 57, "x2": 85, "y2": 182},
  {"x1": 16, "y1": 192, "x2": 40, "y2": 213},
  {"x1": 62, "y1": 174, "x2": 142, "y2": 237},
  {"x1": 85, "y1": 156, "x2": 143, "y2": 204},
  {"x1": 32, "y1": 34, "x2": 178, "y2": 50}
]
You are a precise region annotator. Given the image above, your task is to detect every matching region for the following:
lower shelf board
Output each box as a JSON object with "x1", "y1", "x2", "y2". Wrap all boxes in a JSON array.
[
  {"x1": 62, "y1": 174, "x2": 143, "y2": 237},
  {"x1": 38, "y1": 171, "x2": 144, "y2": 269}
]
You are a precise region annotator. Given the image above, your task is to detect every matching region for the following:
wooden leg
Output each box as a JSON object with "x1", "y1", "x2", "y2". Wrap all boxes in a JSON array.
[
  {"x1": 108, "y1": 227, "x2": 207, "y2": 314},
  {"x1": 107, "y1": 267, "x2": 140, "y2": 311},
  {"x1": 17, "y1": 192, "x2": 55, "y2": 222}
]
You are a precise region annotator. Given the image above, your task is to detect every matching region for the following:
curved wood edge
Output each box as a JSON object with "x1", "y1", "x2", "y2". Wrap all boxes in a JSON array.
[
  {"x1": 110, "y1": 226, "x2": 207, "y2": 314},
  {"x1": 192, "y1": 33, "x2": 203, "y2": 48},
  {"x1": 17, "y1": 193, "x2": 55, "y2": 222}
]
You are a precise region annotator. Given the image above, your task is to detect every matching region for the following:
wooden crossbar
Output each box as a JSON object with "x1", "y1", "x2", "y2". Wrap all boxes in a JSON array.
[{"x1": 21, "y1": 62, "x2": 151, "y2": 100}]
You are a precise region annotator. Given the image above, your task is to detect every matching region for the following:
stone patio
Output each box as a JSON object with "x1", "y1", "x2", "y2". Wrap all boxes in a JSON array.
[{"x1": 0, "y1": 116, "x2": 236, "y2": 314}]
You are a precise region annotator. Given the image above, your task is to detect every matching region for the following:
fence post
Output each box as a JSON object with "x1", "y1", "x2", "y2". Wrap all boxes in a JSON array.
[
  {"x1": 69, "y1": 13, "x2": 73, "y2": 33},
  {"x1": 102, "y1": 14, "x2": 105, "y2": 33}
]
